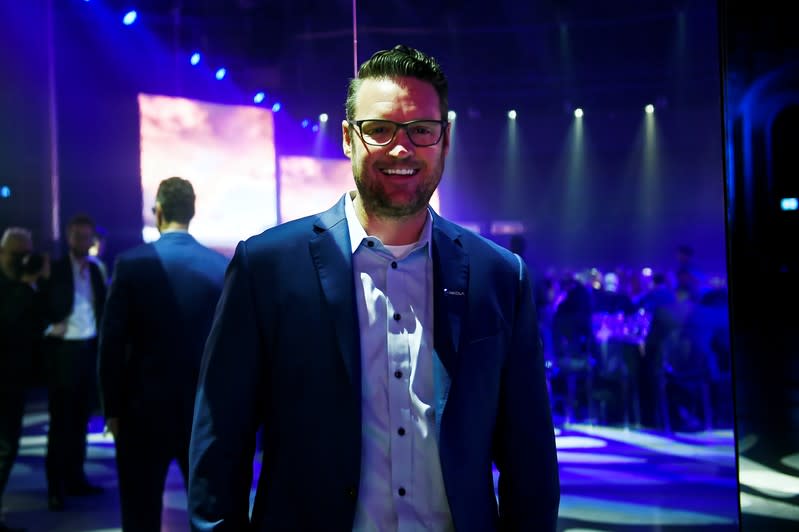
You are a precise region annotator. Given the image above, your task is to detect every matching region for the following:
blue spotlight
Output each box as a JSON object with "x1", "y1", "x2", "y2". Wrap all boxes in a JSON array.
[
  {"x1": 318, "y1": 113, "x2": 329, "y2": 123},
  {"x1": 215, "y1": 68, "x2": 226, "y2": 80},
  {"x1": 312, "y1": 125, "x2": 319, "y2": 132},
  {"x1": 781, "y1": 197, "x2": 798, "y2": 211},
  {"x1": 301, "y1": 119, "x2": 310, "y2": 128},
  {"x1": 190, "y1": 52, "x2": 201, "y2": 66},
  {"x1": 253, "y1": 92, "x2": 266, "y2": 104},
  {"x1": 122, "y1": 10, "x2": 137, "y2": 25},
  {"x1": 0, "y1": 185, "x2": 10, "y2": 198},
  {"x1": 271, "y1": 102, "x2": 282, "y2": 113}
]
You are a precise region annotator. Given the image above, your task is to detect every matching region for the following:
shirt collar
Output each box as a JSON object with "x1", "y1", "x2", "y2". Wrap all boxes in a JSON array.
[
  {"x1": 70, "y1": 253, "x2": 88, "y2": 271},
  {"x1": 344, "y1": 191, "x2": 433, "y2": 258}
]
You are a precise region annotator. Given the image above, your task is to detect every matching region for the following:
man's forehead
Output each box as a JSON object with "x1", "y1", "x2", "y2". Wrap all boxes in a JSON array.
[
  {"x1": 69, "y1": 223, "x2": 94, "y2": 233},
  {"x1": 355, "y1": 77, "x2": 440, "y2": 112}
]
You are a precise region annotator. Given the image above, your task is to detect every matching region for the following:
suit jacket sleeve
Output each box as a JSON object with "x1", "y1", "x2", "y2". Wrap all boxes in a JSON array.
[
  {"x1": 97, "y1": 257, "x2": 130, "y2": 420},
  {"x1": 189, "y1": 241, "x2": 264, "y2": 531},
  {"x1": 494, "y1": 257, "x2": 560, "y2": 530}
]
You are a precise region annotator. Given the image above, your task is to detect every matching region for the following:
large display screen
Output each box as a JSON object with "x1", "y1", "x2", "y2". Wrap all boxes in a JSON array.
[{"x1": 138, "y1": 94, "x2": 277, "y2": 256}]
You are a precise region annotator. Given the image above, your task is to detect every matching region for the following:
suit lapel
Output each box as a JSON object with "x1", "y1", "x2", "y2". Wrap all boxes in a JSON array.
[
  {"x1": 309, "y1": 198, "x2": 361, "y2": 390},
  {"x1": 431, "y1": 215, "x2": 468, "y2": 443},
  {"x1": 432, "y1": 216, "x2": 468, "y2": 372}
]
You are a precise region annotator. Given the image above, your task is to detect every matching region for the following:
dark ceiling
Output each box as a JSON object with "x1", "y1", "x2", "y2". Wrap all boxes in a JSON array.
[{"x1": 98, "y1": 0, "x2": 721, "y2": 118}]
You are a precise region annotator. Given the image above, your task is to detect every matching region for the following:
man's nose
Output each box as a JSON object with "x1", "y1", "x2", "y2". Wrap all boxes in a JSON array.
[{"x1": 388, "y1": 128, "x2": 414, "y2": 158}]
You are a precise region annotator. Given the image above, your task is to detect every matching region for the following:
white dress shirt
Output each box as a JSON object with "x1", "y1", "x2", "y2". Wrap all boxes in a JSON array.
[
  {"x1": 346, "y1": 193, "x2": 454, "y2": 532},
  {"x1": 64, "y1": 255, "x2": 98, "y2": 340}
]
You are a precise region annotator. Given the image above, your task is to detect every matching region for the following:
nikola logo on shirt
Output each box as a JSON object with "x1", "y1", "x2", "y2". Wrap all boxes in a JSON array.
[{"x1": 443, "y1": 288, "x2": 465, "y2": 296}]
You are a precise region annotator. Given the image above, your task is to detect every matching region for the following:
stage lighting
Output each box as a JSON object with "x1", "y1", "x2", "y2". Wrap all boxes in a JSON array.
[
  {"x1": 0, "y1": 186, "x2": 10, "y2": 198},
  {"x1": 781, "y1": 197, "x2": 798, "y2": 211},
  {"x1": 190, "y1": 52, "x2": 201, "y2": 66},
  {"x1": 254, "y1": 92, "x2": 266, "y2": 104},
  {"x1": 448, "y1": 110, "x2": 457, "y2": 120},
  {"x1": 215, "y1": 68, "x2": 226, "y2": 80},
  {"x1": 271, "y1": 102, "x2": 282, "y2": 112},
  {"x1": 122, "y1": 10, "x2": 137, "y2": 25},
  {"x1": 645, "y1": 104, "x2": 655, "y2": 114},
  {"x1": 507, "y1": 110, "x2": 517, "y2": 120},
  {"x1": 574, "y1": 108, "x2": 584, "y2": 118},
  {"x1": 319, "y1": 113, "x2": 329, "y2": 123}
]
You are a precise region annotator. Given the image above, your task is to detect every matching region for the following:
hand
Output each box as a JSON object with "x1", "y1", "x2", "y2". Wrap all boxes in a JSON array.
[
  {"x1": 105, "y1": 417, "x2": 120, "y2": 440},
  {"x1": 46, "y1": 321, "x2": 67, "y2": 338}
]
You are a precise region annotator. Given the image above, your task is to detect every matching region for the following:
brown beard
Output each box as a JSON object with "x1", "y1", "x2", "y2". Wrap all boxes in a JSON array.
[{"x1": 353, "y1": 152, "x2": 445, "y2": 220}]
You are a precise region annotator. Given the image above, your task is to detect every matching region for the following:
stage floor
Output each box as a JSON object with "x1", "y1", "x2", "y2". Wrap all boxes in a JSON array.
[{"x1": 2, "y1": 391, "x2": 797, "y2": 531}]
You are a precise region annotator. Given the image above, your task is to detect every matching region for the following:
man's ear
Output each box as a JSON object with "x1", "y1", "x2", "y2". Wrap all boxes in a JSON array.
[{"x1": 342, "y1": 120, "x2": 353, "y2": 159}]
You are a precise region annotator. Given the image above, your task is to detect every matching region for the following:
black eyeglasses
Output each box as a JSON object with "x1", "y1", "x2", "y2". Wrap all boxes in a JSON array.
[{"x1": 348, "y1": 119, "x2": 447, "y2": 147}]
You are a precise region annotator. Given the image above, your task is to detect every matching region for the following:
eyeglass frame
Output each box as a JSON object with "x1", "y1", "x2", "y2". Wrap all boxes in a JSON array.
[{"x1": 347, "y1": 118, "x2": 449, "y2": 147}]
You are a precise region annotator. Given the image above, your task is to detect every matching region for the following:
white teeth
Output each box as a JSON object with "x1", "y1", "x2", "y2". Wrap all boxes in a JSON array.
[{"x1": 382, "y1": 168, "x2": 416, "y2": 175}]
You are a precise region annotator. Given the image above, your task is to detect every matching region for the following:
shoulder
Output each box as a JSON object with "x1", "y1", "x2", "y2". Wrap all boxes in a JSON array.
[
  {"x1": 436, "y1": 216, "x2": 520, "y2": 272},
  {"x1": 116, "y1": 242, "x2": 156, "y2": 263},
  {"x1": 111, "y1": 243, "x2": 161, "y2": 277},
  {"x1": 241, "y1": 212, "x2": 323, "y2": 256},
  {"x1": 195, "y1": 243, "x2": 230, "y2": 272}
]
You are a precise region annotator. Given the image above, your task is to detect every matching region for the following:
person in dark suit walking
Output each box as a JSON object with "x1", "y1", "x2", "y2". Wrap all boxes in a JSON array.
[
  {"x1": 98, "y1": 177, "x2": 228, "y2": 531},
  {"x1": 41, "y1": 214, "x2": 106, "y2": 511},
  {"x1": 188, "y1": 45, "x2": 560, "y2": 531}
]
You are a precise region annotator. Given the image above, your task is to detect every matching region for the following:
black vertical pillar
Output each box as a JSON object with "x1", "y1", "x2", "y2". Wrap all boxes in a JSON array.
[{"x1": 720, "y1": 1, "x2": 799, "y2": 530}]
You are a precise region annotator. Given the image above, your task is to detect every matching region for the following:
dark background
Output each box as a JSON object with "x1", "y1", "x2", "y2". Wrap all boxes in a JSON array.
[
  {"x1": 0, "y1": 0, "x2": 727, "y2": 276},
  {"x1": 2, "y1": 1, "x2": 798, "y2": 529}
]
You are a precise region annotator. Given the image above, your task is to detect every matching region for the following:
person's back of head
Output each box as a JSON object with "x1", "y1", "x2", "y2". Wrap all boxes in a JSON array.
[
  {"x1": 345, "y1": 44, "x2": 449, "y2": 121},
  {"x1": 156, "y1": 176, "x2": 196, "y2": 225}
]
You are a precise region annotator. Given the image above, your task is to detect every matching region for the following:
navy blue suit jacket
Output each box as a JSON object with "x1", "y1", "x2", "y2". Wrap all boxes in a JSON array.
[
  {"x1": 98, "y1": 232, "x2": 228, "y2": 431},
  {"x1": 189, "y1": 196, "x2": 560, "y2": 531}
]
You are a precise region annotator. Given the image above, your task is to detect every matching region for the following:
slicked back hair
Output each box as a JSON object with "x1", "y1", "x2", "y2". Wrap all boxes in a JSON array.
[{"x1": 345, "y1": 44, "x2": 448, "y2": 121}]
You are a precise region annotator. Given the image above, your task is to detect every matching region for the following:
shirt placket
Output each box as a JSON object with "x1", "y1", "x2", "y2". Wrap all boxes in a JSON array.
[{"x1": 385, "y1": 253, "x2": 414, "y2": 513}]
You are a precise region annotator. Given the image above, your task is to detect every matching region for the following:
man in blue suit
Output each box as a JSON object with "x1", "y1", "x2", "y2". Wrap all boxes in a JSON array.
[
  {"x1": 189, "y1": 45, "x2": 560, "y2": 531},
  {"x1": 99, "y1": 177, "x2": 228, "y2": 531}
]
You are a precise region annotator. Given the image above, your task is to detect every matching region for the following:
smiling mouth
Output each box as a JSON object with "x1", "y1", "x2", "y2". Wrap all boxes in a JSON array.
[{"x1": 380, "y1": 168, "x2": 419, "y2": 176}]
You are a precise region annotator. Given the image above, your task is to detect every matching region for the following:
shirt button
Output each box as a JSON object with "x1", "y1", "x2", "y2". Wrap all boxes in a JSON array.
[
  {"x1": 398, "y1": 487, "x2": 406, "y2": 497},
  {"x1": 394, "y1": 370, "x2": 402, "y2": 379},
  {"x1": 391, "y1": 261, "x2": 397, "y2": 269},
  {"x1": 367, "y1": 240, "x2": 374, "y2": 248},
  {"x1": 398, "y1": 427, "x2": 406, "y2": 436},
  {"x1": 393, "y1": 313, "x2": 401, "y2": 321}
]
